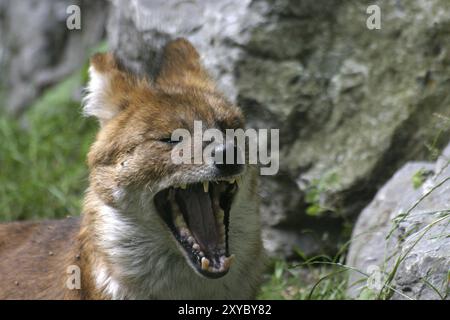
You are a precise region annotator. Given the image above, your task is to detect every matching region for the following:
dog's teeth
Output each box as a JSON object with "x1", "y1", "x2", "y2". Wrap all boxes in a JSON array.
[
  {"x1": 223, "y1": 254, "x2": 235, "y2": 269},
  {"x1": 201, "y1": 257, "x2": 210, "y2": 270},
  {"x1": 180, "y1": 227, "x2": 190, "y2": 238},
  {"x1": 228, "y1": 178, "x2": 235, "y2": 184},
  {"x1": 187, "y1": 236, "x2": 195, "y2": 244},
  {"x1": 199, "y1": 251, "x2": 205, "y2": 257},
  {"x1": 236, "y1": 177, "x2": 242, "y2": 187},
  {"x1": 219, "y1": 257, "x2": 226, "y2": 271},
  {"x1": 192, "y1": 243, "x2": 200, "y2": 250},
  {"x1": 203, "y1": 181, "x2": 209, "y2": 193},
  {"x1": 180, "y1": 183, "x2": 186, "y2": 189}
]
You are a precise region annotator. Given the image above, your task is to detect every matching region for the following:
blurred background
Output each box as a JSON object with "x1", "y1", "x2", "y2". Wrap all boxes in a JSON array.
[{"x1": 0, "y1": 0, "x2": 449, "y2": 299}]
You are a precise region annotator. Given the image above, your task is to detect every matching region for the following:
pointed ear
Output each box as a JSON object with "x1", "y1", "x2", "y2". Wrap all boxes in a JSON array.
[
  {"x1": 83, "y1": 52, "x2": 136, "y2": 126},
  {"x1": 156, "y1": 38, "x2": 214, "y2": 90}
]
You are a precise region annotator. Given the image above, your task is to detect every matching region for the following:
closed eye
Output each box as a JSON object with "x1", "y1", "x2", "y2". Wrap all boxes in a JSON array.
[{"x1": 159, "y1": 137, "x2": 182, "y2": 145}]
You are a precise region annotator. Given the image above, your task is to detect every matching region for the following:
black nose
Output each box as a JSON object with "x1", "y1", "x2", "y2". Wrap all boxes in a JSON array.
[{"x1": 213, "y1": 142, "x2": 244, "y2": 175}]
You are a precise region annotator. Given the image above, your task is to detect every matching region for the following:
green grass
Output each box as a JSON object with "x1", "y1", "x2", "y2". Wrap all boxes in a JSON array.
[
  {"x1": 0, "y1": 69, "x2": 97, "y2": 221},
  {"x1": 258, "y1": 259, "x2": 348, "y2": 300}
]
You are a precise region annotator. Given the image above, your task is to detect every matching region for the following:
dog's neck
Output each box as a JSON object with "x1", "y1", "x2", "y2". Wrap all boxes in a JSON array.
[{"x1": 79, "y1": 189, "x2": 171, "y2": 299}]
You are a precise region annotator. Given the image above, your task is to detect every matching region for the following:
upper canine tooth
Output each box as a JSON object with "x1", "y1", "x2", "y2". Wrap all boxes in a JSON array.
[
  {"x1": 201, "y1": 257, "x2": 210, "y2": 270},
  {"x1": 208, "y1": 266, "x2": 216, "y2": 273},
  {"x1": 236, "y1": 177, "x2": 242, "y2": 187},
  {"x1": 203, "y1": 181, "x2": 209, "y2": 193},
  {"x1": 228, "y1": 179, "x2": 235, "y2": 184}
]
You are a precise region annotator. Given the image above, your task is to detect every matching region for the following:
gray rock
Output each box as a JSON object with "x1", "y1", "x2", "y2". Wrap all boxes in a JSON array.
[
  {"x1": 347, "y1": 144, "x2": 450, "y2": 300},
  {"x1": 107, "y1": 0, "x2": 268, "y2": 100},
  {"x1": 0, "y1": 0, "x2": 107, "y2": 116},
  {"x1": 106, "y1": 0, "x2": 450, "y2": 257}
]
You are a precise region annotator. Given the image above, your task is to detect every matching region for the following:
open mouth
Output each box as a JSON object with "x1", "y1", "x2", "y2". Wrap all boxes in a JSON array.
[{"x1": 154, "y1": 178, "x2": 240, "y2": 279}]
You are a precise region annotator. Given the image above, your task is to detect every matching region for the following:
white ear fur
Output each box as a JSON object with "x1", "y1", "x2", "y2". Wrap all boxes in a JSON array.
[{"x1": 83, "y1": 66, "x2": 121, "y2": 126}]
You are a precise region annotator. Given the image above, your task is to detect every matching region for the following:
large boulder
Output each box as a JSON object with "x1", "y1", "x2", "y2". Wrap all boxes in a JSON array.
[
  {"x1": 106, "y1": 0, "x2": 450, "y2": 257},
  {"x1": 0, "y1": 0, "x2": 107, "y2": 116},
  {"x1": 347, "y1": 143, "x2": 450, "y2": 300}
]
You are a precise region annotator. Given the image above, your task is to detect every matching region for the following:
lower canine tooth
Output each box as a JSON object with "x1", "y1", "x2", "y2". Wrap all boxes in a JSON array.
[
  {"x1": 203, "y1": 181, "x2": 209, "y2": 193},
  {"x1": 201, "y1": 257, "x2": 210, "y2": 270},
  {"x1": 223, "y1": 254, "x2": 235, "y2": 269}
]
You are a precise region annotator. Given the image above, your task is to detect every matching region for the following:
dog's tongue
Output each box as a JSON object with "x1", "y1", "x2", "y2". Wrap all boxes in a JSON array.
[{"x1": 175, "y1": 185, "x2": 219, "y2": 252}]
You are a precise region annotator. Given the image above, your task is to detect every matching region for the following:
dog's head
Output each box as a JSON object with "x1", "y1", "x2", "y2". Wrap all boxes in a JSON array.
[{"x1": 83, "y1": 38, "x2": 256, "y2": 279}]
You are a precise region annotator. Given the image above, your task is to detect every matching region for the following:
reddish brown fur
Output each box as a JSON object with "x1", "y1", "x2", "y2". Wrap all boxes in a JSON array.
[{"x1": 0, "y1": 218, "x2": 80, "y2": 299}]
